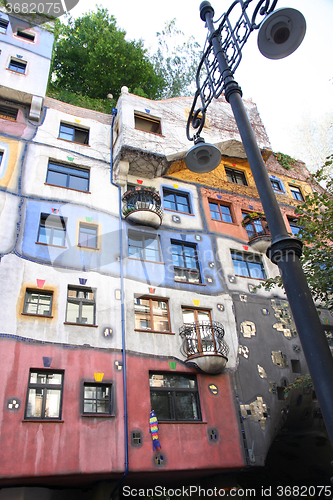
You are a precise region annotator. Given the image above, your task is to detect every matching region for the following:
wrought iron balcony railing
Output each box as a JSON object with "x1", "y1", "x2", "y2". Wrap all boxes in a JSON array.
[
  {"x1": 179, "y1": 321, "x2": 229, "y2": 360},
  {"x1": 122, "y1": 187, "x2": 163, "y2": 229}
]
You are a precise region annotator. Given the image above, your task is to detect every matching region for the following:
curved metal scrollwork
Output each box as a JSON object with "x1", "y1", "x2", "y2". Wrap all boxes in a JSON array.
[{"x1": 186, "y1": 0, "x2": 279, "y2": 142}]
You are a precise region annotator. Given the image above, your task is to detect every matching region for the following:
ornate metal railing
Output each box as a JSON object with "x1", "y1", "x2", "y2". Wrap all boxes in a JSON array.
[
  {"x1": 122, "y1": 187, "x2": 163, "y2": 221},
  {"x1": 179, "y1": 321, "x2": 229, "y2": 359}
]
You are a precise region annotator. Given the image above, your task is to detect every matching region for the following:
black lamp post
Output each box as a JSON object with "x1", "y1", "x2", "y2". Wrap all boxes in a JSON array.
[{"x1": 186, "y1": 0, "x2": 333, "y2": 447}]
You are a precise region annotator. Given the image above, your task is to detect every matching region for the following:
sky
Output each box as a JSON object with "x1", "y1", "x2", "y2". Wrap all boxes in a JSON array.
[{"x1": 68, "y1": 0, "x2": 333, "y2": 162}]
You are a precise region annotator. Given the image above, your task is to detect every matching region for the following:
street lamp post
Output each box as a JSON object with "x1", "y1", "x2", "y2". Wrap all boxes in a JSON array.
[{"x1": 186, "y1": 0, "x2": 333, "y2": 447}]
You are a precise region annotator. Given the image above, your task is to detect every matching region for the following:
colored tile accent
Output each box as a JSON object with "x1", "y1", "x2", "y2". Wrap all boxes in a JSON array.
[
  {"x1": 173, "y1": 184, "x2": 179, "y2": 189},
  {"x1": 192, "y1": 299, "x2": 200, "y2": 306},
  {"x1": 169, "y1": 361, "x2": 177, "y2": 370},
  {"x1": 137, "y1": 179, "x2": 143, "y2": 184},
  {"x1": 149, "y1": 287, "x2": 155, "y2": 294},
  {"x1": 36, "y1": 279, "x2": 45, "y2": 288},
  {"x1": 85, "y1": 217, "x2": 93, "y2": 222},
  {"x1": 79, "y1": 278, "x2": 87, "y2": 285},
  {"x1": 67, "y1": 156, "x2": 74, "y2": 161},
  {"x1": 208, "y1": 384, "x2": 218, "y2": 395},
  {"x1": 94, "y1": 373, "x2": 104, "y2": 382},
  {"x1": 43, "y1": 357, "x2": 52, "y2": 367}
]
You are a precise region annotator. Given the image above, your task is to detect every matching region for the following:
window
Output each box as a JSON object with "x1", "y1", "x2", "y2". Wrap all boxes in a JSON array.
[
  {"x1": 225, "y1": 167, "x2": 247, "y2": 185},
  {"x1": 270, "y1": 178, "x2": 284, "y2": 192},
  {"x1": 134, "y1": 112, "x2": 162, "y2": 135},
  {"x1": 0, "y1": 19, "x2": 8, "y2": 34},
  {"x1": 134, "y1": 297, "x2": 170, "y2": 332},
  {"x1": 25, "y1": 370, "x2": 63, "y2": 420},
  {"x1": 289, "y1": 185, "x2": 304, "y2": 201},
  {"x1": 0, "y1": 151, "x2": 3, "y2": 165},
  {"x1": 209, "y1": 201, "x2": 233, "y2": 222},
  {"x1": 171, "y1": 241, "x2": 201, "y2": 284},
  {"x1": 58, "y1": 123, "x2": 89, "y2": 145},
  {"x1": 66, "y1": 286, "x2": 96, "y2": 325},
  {"x1": 149, "y1": 373, "x2": 201, "y2": 421},
  {"x1": 242, "y1": 212, "x2": 268, "y2": 239},
  {"x1": 37, "y1": 213, "x2": 66, "y2": 246},
  {"x1": 128, "y1": 232, "x2": 161, "y2": 262},
  {"x1": 83, "y1": 383, "x2": 112, "y2": 415},
  {"x1": 231, "y1": 251, "x2": 266, "y2": 279},
  {"x1": 8, "y1": 58, "x2": 26, "y2": 74},
  {"x1": 182, "y1": 308, "x2": 217, "y2": 355},
  {"x1": 79, "y1": 223, "x2": 98, "y2": 249},
  {"x1": 46, "y1": 161, "x2": 90, "y2": 192},
  {"x1": 0, "y1": 104, "x2": 18, "y2": 121},
  {"x1": 23, "y1": 290, "x2": 53, "y2": 316},
  {"x1": 288, "y1": 217, "x2": 300, "y2": 237},
  {"x1": 163, "y1": 189, "x2": 191, "y2": 214},
  {"x1": 16, "y1": 29, "x2": 35, "y2": 42}
]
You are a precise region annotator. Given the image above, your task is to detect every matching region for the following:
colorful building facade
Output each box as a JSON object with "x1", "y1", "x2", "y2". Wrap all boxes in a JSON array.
[{"x1": 0, "y1": 12, "x2": 332, "y2": 499}]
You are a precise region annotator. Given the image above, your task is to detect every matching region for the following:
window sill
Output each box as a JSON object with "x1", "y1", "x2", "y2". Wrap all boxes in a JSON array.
[
  {"x1": 134, "y1": 127, "x2": 164, "y2": 137},
  {"x1": 175, "y1": 280, "x2": 206, "y2": 286},
  {"x1": 64, "y1": 322, "x2": 98, "y2": 328},
  {"x1": 81, "y1": 414, "x2": 115, "y2": 418},
  {"x1": 159, "y1": 420, "x2": 207, "y2": 424},
  {"x1": 44, "y1": 183, "x2": 91, "y2": 194},
  {"x1": 22, "y1": 419, "x2": 64, "y2": 423},
  {"x1": 135, "y1": 329, "x2": 175, "y2": 335},
  {"x1": 57, "y1": 138, "x2": 90, "y2": 147},
  {"x1": 165, "y1": 208, "x2": 194, "y2": 216},
  {"x1": 234, "y1": 275, "x2": 265, "y2": 281},
  {"x1": 0, "y1": 115, "x2": 16, "y2": 122},
  {"x1": 6, "y1": 68, "x2": 26, "y2": 76},
  {"x1": 36, "y1": 241, "x2": 67, "y2": 249},
  {"x1": 78, "y1": 245, "x2": 100, "y2": 251},
  {"x1": 21, "y1": 313, "x2": 53, "y2": 318},
  {"x1": 129, "y1": 257, "x2": 164, "y2": 265},
  {"x1": 210, "y1": 219, "x2": 235, "y2": 225}
]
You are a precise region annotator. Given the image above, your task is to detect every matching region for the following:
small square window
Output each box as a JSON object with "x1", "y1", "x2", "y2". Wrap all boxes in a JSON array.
[
  {"x1": 37, "y1": 213, "x2": 66, "y2": 247},
  {"x1": 270, "y1": 179, "x2": 283, "y2": 192},
  {"x1": 8, "y1": 58, "x2": 27, "y2": 74},
  {"x1": 66, "y1": 286, "x2": 96, "y2": 325},
  {"x1": 0, "y1": 19, "x2": 9, "y2": 34},
  {"x1": 163, "y1": 189, "x2": 191, "y2": 214},
  {"x1": 289, "y1": 185, "x2": 304, "y2": 201},
  {"x1": 23, "y1": 289, "x2": 53, "y2": 317},
  {"x1": 16, "y1": 29, "x2": 35, "y2": 42},
  {"x1": 209, "y1": 201, "x2": 233, "y2": 223},
  {"x1": 231, "y1": 251, "x2": 266, "y2": 279},
  {"x1": 46, "y1": 161, "x2": 90, "y2": 192},
  {"x1": 291, "y1": 359, "x2": 301, "y2": 373},
  {"x1": 79, "y1": 223, "x2": 98, "y2": 249},
  {"x1": 0, "y1": 104, "x2": 18, "y2": 121},
  {"x1": 225, "y1": 167, "x2": 247, "y2": 185},
  {"x1": 83, "y1": 383, "x2": 111, "y2": 414},
  {"x1": 134, "y1": 112, "x2": 161, "y2": 134},
  {"x1": 59, "y1": 123, "x2": 89, "y2": 145},
  {"x1": 128, "y1": 231, "x2": 161, "y2": 262},
  {"x1": 288, "y1": 217, "x2": 301, "y2": 237},
  {"x1": 0, "y1": 150, "x2": 3, "y2": 165},
  {"x1": 134, "y1": 297, "x2": 170, "y2": 333},
  {"x1": 25, "y1": 370, "x2": 63, "y2": 420}
]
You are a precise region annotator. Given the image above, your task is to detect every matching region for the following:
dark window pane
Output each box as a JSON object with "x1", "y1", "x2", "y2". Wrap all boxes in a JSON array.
[
  {"x1": 150, "y1": 391, "x2": 174, "y2": 420},
  {"x1": 68, "y1": 174, "x2": 89, "y2": 191},
  {"x1": 175, "y1": 392, "x2": 199, "y2": 420}
]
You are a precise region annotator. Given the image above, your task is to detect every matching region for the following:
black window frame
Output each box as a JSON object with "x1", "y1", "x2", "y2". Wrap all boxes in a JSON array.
[
  {"x1": 82, "y1": 382, "x2": 112, "y2": 416},
  {"x1": 225, "y1": 167, "x2": 248, "y2": 186},
  {"x1": 24, "y1": 370, "x2": 64, "y2": 420},
  {"x1": 270, "y1": 179, "x2": 284, "y2": 192},
  {"x1": 15, "y1": 29, "x2": 35, "y2": 42},
  {"x1": 163, "y1": 188, "x2": 192, "y2": 214},
  {"x1": 149, "y1": 372, "x2": 201, "y2": 422},
  {"x1": 58, "y1": 122, "x2": 89, "y2": 145},
  {"x1": 0, "y1": 150, "x2": 3, "y2": 165},
  {"x1": 288, "y1": 217, "x2": 301, "y2": 237},
  {"x1": 37, "y1": 213, "x2": 67, "y2": 247},
  {"x1": 171, "y1": 240, "x2": 202, "y2": 284},
  {"x1": 8, "y1": 58, "x2": 27, "y2": 74},
  {"x1": 66, "y1": 285, "x2": 96, "y2": 326},
  {"x1": 231, "y1": 250, "x2": 266, "y2": 279},
  {"x1": 78, "y1": 222, "x2": 98, "y2": 249},
  {"x1": 0, "y1": 19, "x2": 9, "y2": 34},
  {"x1": 23, "y1": 289, "x2": 53, "y2": 317},
  {"x1": 289, "y1": 185, "x2": 304, "y2": 201},
  {"x1": 0, "y1": 104, "x2": 18, "y2": 120},
  {"x1": 128, "y1": 231, "x2": 162, "y2": 262},
  {"x1": 209, "y1": 200, "x2": 233, "y2": 223},
  {"x1": 46, "y1": 161, "x2": 90, "y2": 192}
]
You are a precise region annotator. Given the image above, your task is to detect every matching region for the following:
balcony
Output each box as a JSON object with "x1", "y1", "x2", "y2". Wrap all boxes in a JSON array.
[
  {"x1": 179, "y1": 321, "x2": 229, "y2": 374},
  {"x1": 122, "y1": 187, "x2": 163, "y2": 229},
  {"x1": 242, "y1": 213, "x2": 272, "y2": 253}
]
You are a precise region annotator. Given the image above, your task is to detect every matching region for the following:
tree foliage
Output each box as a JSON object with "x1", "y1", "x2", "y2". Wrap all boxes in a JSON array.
[
  {"x1": 150, "y1": 19, "x2": 202, "y2": 99},
  {"x1": 48, "y1": 8, "x2": 165, "y2": 107},
  {"x1": 260, "y1": 154, "x2": 333, "y2": 312}
]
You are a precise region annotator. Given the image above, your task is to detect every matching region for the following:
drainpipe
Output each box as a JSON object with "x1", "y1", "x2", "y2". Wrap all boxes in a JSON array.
[{"x1": 109, "y1": 107, "x2": 129, "y2": 499}]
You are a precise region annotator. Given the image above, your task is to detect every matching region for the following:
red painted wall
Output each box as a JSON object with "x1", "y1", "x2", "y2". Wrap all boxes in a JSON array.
[
  {"x1": 126, "y1": 354, "x2": 245, "y2": 473},
  {"x1": 0, "y1": 337, "x2": 125, "y2": 481}
]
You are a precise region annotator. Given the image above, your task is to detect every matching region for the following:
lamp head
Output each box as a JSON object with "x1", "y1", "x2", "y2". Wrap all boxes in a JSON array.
[
  {"x1": 258, "y1": 8, "x2": 306, "y2": 60},
  {"x1": 185, "y1": 137, "x2": 221, "y2": 173}
]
